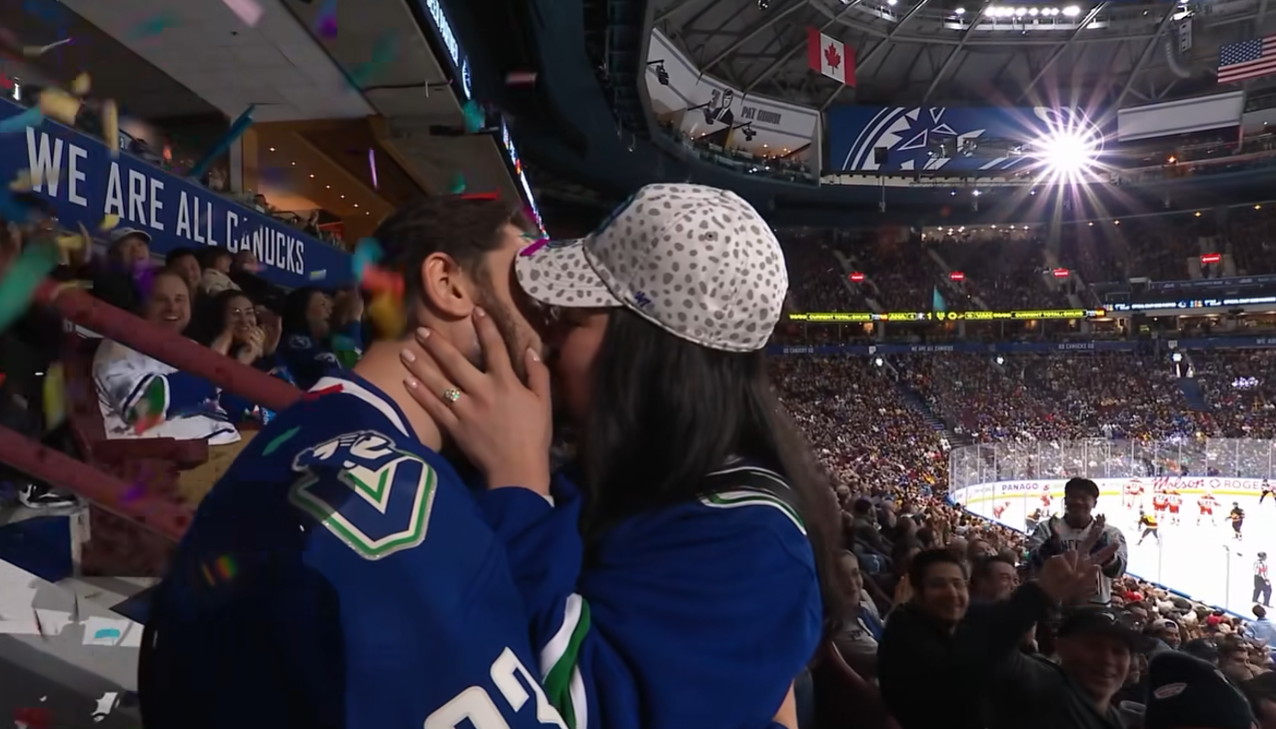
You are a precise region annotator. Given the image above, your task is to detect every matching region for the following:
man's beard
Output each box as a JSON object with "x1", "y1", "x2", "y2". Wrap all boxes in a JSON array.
[{"x1": 473, "y1": 286, "x2": 529, "y2": 381}]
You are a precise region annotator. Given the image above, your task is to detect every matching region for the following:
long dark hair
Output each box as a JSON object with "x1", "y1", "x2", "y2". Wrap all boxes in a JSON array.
[{"x1": 579, "y1": 309, "x2": 850, "y2": 640}]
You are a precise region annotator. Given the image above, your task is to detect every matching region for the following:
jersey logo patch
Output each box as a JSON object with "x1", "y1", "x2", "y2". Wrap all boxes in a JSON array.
[{"x1": 288, "y1": 430, "x2": 438, "y2": 560}]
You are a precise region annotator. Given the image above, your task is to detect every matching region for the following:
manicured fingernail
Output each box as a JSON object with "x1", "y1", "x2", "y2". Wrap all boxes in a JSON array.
[
  {"x1": 400, "y1": 349, "x2": 416, "y2": 363},
  {"x1": 474, "y1": 306, "x2": 486, "y2": 318},
  {"x1": 528, "y1": 348, "x2": 540, "y2": 362},
  {"x1": 416, "y1": 327, "x2": 430, "y2": 339},
  {"x1": 405, "y1": 378, "x2": 419, "y2": 389}
]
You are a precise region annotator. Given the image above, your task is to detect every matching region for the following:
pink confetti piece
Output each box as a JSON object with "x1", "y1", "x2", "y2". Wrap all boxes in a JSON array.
[
  {"x1": 368, "y1": 148, "x2": 379, "y2": 189},
  {"x1": 519, "y1": 238, "x2": 549, "y2": 257},
  {"x1": 219, "y1": 0, "x2": 263, "y2": 27},
  {"x1": 316, "y1": 0, "x2": 338, "y2": 39}
]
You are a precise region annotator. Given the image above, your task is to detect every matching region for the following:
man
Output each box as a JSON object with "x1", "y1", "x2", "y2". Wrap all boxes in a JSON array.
[
  {"x1": 1027, "y1": 477, "x2": 1128, "y2": 605},
  {"x1": 1137, "y1": 508, "x2": 1160, "y2": 546},
  {"x1": 986, "y1": 607, "x2": 1153, "y2": 729},
  {"x1": 1146, "y1": 652, "x2": 1258, "y2": 729},
  {"x1": 1262, "y1": 479, "x2": 1273, "y2": 506},
  {"x1": 1250, "y1": 605, "x2": 1276, "y2": 656},
  {"x1": 1198, "y1": 491, "x2": 1218, "y2": 527},
  {"x1": 1257, "y1": 553, "x2": 1272, "y2": 608},
  {"x1": 139, "y1": 198, "x2": 570, "y2": 729},
  {"x1": 878, "y1": 546, "x2": 1114, "y2": 729},
  {"x1": 1242, "y1": 672, "x2": 1276, "y2": 729},
  {"x1": 1230, "y1": 502, "x2": 1245, "y2": 541},
  {"x1": 970, "y1": 554, "x2": 1019, "y2": 603},
  {"x1": 164, "y1": 247, "x2": 202, "y2": 292},
  {"x1": 92, "y1": 227, "x2": 151, "y2": 312},
  {"x1": 1149, "y1": 618, "x2": 1182, "y2": 654}
]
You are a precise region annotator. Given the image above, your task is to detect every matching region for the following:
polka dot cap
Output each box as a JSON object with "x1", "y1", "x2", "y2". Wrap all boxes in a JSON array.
[{"x1": 514, "y1": 183, "x2": 788, "y2": 352}]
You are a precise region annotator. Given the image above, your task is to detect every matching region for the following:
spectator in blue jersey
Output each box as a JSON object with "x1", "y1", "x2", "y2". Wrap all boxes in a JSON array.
[
  {"x1": 399, "y1": 184, "x2": 847, "y2": 729},
  {"x1": 276, "y1": 286, "x2": 364, "y2": 389},
  {"x1": 140, "y1": 197, "x2": 599, "y2": 729}
]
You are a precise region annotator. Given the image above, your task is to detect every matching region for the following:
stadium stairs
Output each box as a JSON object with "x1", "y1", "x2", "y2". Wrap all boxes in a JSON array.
[
  {"x1": 1177, "y1": 377, "x2": 1210, "y2": 412},
  {"x1": 892, "y1": 382, "x2": 972, "y2": 447}
]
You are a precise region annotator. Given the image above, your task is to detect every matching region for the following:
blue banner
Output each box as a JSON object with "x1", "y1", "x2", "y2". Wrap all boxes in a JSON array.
[
  {"x1": 825, "y1": 105, "x2": 1108, "y2": 173},
  {"x1": 0, "y1": 98, "x2": 351, "y2": 289},
  {"x1": 769, "y1": 337, "x2": 1276, "y2": 356}
]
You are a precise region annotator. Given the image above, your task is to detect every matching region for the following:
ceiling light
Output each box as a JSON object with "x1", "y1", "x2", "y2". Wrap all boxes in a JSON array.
[
  {"x1": 1029, "y1": 7, "x2": 1039, "y2": 15},
  {"x1": 309, "y1": 173, "x2": 315, "y2": 178},
  {"x1": 325, "y1": 184, "x2": 331, "y2": 189},
  {"x1": 340, "y1": 195, "x2": 345, "y2": 199},
  {"x1": 1015, "y1": 7, "x2": 1026, "y2": 15},
  {"x1": 955, "y1": 6, "x2": 965, "y2": 13},
  {"x1": 290, "y1": 161, "x2": 296, "y2": 166},
  {"x1": 887, "y1": 0, "x2": 897, "y2": 5},
  {"x1": 1062, "y1": 5, "x2": 1080, "y2": 16},
  {"x1": 269, "y1": 147, "x2": 276, "y2": 152},
  {"x1": 353, "y1": 203, "x2": 359, "y2": 208}
]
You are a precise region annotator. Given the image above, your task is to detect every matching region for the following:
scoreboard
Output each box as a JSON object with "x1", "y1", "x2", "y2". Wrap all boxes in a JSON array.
[{"x1": 787, "y1": 309, "x2": 1107, "y2": 323}]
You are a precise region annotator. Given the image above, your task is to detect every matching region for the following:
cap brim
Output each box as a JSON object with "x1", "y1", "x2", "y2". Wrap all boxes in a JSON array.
[{"x1": 514, "y1": 237, "x2": 623, "y2": 309}]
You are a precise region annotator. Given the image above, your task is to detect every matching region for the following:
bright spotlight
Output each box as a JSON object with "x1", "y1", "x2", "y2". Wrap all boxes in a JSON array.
[
  {"x1": 1062, "y1": 4, "x2": 1081, "y2": 16},
  {"x1": 1029, "y1": 7, "x2": 1039, "y2": 14},
  {"x1": 1015, "y1": 6, "x2": 1026, "y2": 14},
  {"x1": 1034, "y1": 131, "x2": 1096, "y2": 180},
  {"x1": 955, "y1": 6, "x2": 965, "y2": 13}
]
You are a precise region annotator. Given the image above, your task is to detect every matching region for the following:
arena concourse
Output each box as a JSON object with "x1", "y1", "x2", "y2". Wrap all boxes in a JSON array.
[{"x1": 5, "y1": 0, "x2": 1276, "y2": 726}]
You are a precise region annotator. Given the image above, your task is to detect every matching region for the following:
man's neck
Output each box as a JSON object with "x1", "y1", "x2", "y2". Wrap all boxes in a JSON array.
[{"x1": 352, "y1": 341, "x2": 444, "y2": 452}]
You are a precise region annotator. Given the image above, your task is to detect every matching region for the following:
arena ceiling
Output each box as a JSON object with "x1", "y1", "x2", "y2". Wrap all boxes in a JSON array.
[{"x1": 652, "y1": 0, "x2": 1276, "y2": 110}]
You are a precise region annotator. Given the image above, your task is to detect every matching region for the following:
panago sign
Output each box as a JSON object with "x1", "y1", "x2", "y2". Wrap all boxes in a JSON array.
[
  {"x1": 422, "y1": 0, "x2": 471, "y2": 100},
  {"x1": 646, "y1": 30, "x2": 818, "y2": 156},
  {"x1": 1, "y1": 97, "x2": 350, "y2": 288},
  {"x1": 953, "y1": 477, "x2": 1272, "y2": 507}
]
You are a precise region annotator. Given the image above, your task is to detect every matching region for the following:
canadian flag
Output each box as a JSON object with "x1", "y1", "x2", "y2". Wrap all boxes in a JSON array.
[{"x1": 808, "y1": 28, "x2": 855, "y2": 86}]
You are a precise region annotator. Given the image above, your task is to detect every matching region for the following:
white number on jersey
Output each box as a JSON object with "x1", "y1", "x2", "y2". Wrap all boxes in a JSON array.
[{"x1": 424, "y1": 648, "x2": 568, "y2": 729}]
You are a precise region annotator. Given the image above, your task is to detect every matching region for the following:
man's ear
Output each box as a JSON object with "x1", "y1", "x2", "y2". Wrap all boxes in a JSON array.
[{"x1": 418, "y1": 251, "x2": 474, "y2": 319}]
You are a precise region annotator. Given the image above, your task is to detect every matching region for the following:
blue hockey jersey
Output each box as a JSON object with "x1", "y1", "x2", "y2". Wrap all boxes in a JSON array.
[{"x1": 139, "y1": 373, "x2": 570, "y2": 729}]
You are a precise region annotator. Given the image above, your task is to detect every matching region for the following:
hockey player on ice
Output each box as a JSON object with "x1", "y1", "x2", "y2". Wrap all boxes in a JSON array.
[
  {"x1": 1136, "y1": 509, "x2": 1159, "y2": 546},
  {"x1": 1123, "y1": 479, "x2": 1144, "y2": 510},
  {"x1": 1197, "y1": 491, "x2": 1218, "y2": 527},
  {"x1": 1026, "y1": 477, "x2": 1128, "y2": 606},
  {"x1": 1262, "y1": 479, "x2": 1273, "y2": 506},
  {"x1": 1166, "y1": 489, "x2": 1182, "y2": 526},
  {"x1": 1229, "y1": 502, "x2": 1245, "y2": 542}
]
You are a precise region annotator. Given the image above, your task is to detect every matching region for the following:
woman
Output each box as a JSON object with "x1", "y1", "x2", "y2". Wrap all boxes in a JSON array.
[
  {"x1": 276, "y1": 286, "x2": 363, "y2": 389},
  {"x1": 197, "y1": 289, "x2": 281, "y2": 368},
  {"x1": 400, "y1": 184, "x2": 845, "y2": 729}
]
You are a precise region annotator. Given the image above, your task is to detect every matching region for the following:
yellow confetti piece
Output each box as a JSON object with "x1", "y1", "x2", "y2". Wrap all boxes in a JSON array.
[
  {"x1": 367, "y1": 291, "x2": 406, "y2": 340},
  {"x1": 69, "y1": 73, "x2": 90, "y2": 96},
  {"x1": 21, "y1": 38, "x2": 72, "y2": 57},
  {"x1": 42, "y1": 363, "x2": 66, "y2": 431},
  {"x1": 101, "y1": 100, "x2": 119, "y2": 157},
  {"x1": 9, "y1": 167, "x2": 59, "y2": 192},
  {"x1": 38, "y1": 88, "x2": 82, "y2": 125},
  {"x1": 99, "y1": 214, "x2": 119, "y2": 231}
]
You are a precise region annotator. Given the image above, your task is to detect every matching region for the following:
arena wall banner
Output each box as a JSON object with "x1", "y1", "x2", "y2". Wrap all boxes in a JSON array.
[
  {"x1": 646, "y1": 30, "x2": 819, "y2": 155},
  {"x1": 0, "y1": 97, "x2": 352, "y2": 289},
  {"x1": 768, "y1": 340, "x2": 1140, "y2": 356},
  {"x1": 825, "y1": 105, "x2": 1108, "y2": 173}
]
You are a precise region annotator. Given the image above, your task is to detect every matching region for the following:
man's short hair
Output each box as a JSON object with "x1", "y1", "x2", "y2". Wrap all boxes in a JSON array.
[
  {"x1": 908, "y1": 548, "x2": 967, "y2": 590},
  {"x1": 166, "y1": 247, "x2": 197, "y2": 267},
  {"x1": 372, "y1": 196, "x2": 535, "y2": 308},
  {"x1": 970, "y1": 554, "x2": 1017, "y2": 586},
  {"x1": 1064, "y1": 477, "x2": 1100, "y2": 499}
]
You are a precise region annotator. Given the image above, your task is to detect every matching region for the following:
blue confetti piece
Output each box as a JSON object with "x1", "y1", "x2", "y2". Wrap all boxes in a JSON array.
[
  {"x1": 93, "y1": 628, "x2": 121, "y2": 641},
  {"x1": 462, "y1": 100, "x2": 484, "y2": 133},
  {"x1": 0, "y1": 107, "x2": 44, "y2": 135},
  {"x1": 23, "y1": 0, "x2": 65, "y2": 24},
  {"x1": 351, "y1": 237, "x2": 383, "y2": 280}
]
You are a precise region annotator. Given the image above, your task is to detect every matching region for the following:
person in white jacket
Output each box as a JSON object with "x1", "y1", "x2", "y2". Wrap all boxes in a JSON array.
[{"x1": 1026, "y1": 477, "x2": 1128, "y2": 606}]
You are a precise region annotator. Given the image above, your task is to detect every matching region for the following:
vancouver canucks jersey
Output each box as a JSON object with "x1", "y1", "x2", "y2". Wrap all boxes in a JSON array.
[{"x1": 139, "y1": 373, "x2": 569, "y2": 729}]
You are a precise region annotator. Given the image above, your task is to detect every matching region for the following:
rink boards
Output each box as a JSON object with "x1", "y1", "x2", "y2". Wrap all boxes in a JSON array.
[{"x1": 951, "y1": 477, "x2": 1275, "y2": 614}]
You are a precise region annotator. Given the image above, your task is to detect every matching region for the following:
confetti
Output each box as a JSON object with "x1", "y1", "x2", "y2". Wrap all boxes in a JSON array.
[
  {"x1": 214, "y1": 554, "x2": 238, "y2": 580},
  {"x1": 99, "y1": 214, "x2": 120, "y2": 231},
  {"x1": 55, "y1": 222, "x2": 91, "y2": 257},
  {"x1": 0, "y1": 106, "x2": 44, "y2": 134},
  {"x1": 128, "y1": 13, "x2": 179, "y2": 40},
  {"x1": 13, "y1": 707, "x2": 51, "y2": 729},
  {"x1": 448, "y1": 173, "x2": 466, "y2": 194},
  {"x1": 219, "y1": 0, "x2": 264, "y2": 27},
  {"x1": 41, "y1": 362, "x2": 65, "y2": 431},
  {"x1": 519, "y1": 238, "x2": 549, "y2": 257},
  {"x1": 23, "y1": 0, "x2": 64, "y2": 24},
  {"x1": 308, "y1": 269, "x2": 327, "y2": 280},
  {"x1": 367, "y1": 290, "x2": 406, "y2": 339},
  {"x1": 38, "y1": 88, "x2": 82, "y2": 125},
  {"x1": 189, "y1": 105, "x2": 255, "y2": 181},
  {"x1": 0, "y1": 243, "x2": 58, "y2": 334},
  {"x1": 101, "y1": 100, "x2": 119, "y2": 157},
  {"x1": 360, "y1": 264, "x2": 404, "y2": 298},
  {"x1": 10, "y1": 167, "x2": 58, "y2": 192},
  {"x1": 315, "y1": 0, "x2": 338, "y2": 39},
  {"x1": 505, "y1": 70, "x2": 538, "y2": 86},
  {"x1": 69, "y1": 72, "x2": 90, "y2": 96},
  {"x1": 120, "y1": 482, "x2": 145, "y2": 503},
  {"x1": 458, "y1": 192, "x2": 499, "y2": 201},
  {"x1": 351, "y1": 237, "x2": 383, "y2": 280},
  {"x1": 462, "y1": 100, "x2": 485, "y2": 134},
  {"x1": 21, "y1": 38, "x2": 72, "y2": 57},
  {"x1": 0, "y1": 191, "x2": 36, "y2": 224},
  {"x1": 348, "y1": 33, "x2": 397, "y2": 88},
  {"x1": 368, "y1": 148, "x2": 379, "y2": 189},
  {"x1": 261, "y1": 426, "x2": 300, "y2": 455}
]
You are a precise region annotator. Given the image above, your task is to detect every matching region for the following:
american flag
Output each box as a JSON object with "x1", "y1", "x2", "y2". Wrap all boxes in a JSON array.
[{"x1": 1218, "y1": 35, "x2": 1276, "y2": 84}]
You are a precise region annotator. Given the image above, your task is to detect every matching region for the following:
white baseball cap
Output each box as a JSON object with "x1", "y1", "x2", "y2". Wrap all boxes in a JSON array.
[{"x1": 513, "y1": 183, "x2": 787, "y2": 352}]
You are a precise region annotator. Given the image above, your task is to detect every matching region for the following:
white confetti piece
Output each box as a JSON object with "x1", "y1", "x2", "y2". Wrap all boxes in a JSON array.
[{"x1": 220, "y1": 0, "x2": 264, "y2": 26}]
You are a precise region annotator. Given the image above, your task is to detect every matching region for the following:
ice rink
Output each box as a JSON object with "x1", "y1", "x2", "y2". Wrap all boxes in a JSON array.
[
  {"x1": 1099, "y1": 493, "x2": 1276, "y2": 614},
  {"x1": 956, "y1": 480, "x2": 1276, "y2": 614}
]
